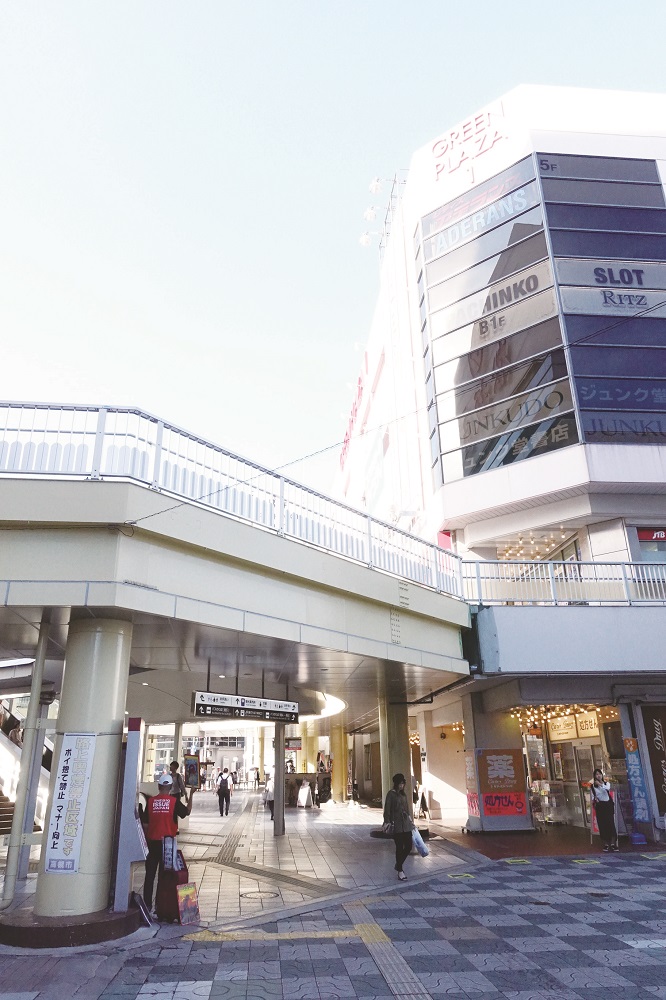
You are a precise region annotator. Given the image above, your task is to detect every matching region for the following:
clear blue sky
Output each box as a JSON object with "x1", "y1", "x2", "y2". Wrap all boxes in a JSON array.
[{"x1": 1, "y1": 2, "x2": 664, "y2": 491}]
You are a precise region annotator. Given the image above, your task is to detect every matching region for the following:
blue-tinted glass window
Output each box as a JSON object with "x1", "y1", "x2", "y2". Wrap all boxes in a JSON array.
[
  {"x1": 438, "y1": 317, "x2": 563, "y2": 387},
  {"x1": 564, "y1": 315, "x2": 666, "y2": 348},
  {"x1": 570, "y1": 345, "x2": 666, "y2": 377},
  {"x1": 543, "y1": 178, "x2": 665, "y2": 208},
  {"x1": 426, "y1": 202, "x2": 543, "y2": 284},
  {"x1": 550, "y1": 230, "x2": 666, "y2": 260},
  {"x1": 442, "y1": 413, "x2": 578, "y2": 480},
  {"x1": 545, "y1": 203, "x2": 666, "y2": 234},
  {"x1": 421, "y1": 156, "x2": 535, "y2": 239},
  {"x1": 439, "y1": 349, "x2": 568, "y2": 417},
  {"x1": 428, "y1": 232, "x2": 548, "y2": 311},
  {"x1": 576, "y1": 376, "x2": 666, "y2": 411},
  {"x1": 538, "y1": 154, "x2": 660, "y2": 183}
]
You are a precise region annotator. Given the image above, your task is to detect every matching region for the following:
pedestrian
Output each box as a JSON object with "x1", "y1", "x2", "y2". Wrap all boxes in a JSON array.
[
  {"x1": 383, "y1": 773, "x2": 413, "y2": 881},
  {"x1": 265, "y1": 772, "x2": 275, "y2": 820},
  {"x1": 253, "y1": 767, "x2": 259, "y2": 789},
  {"x1": 216, "y1": 767, "x2": 233, "y2": 816},
  {"x1": 169, "y1": 760, "x2": 186, "y2": 799},
  {"x1": 8, "y1": 723, "x2": 22, "y2": 748},
  {"x1": 591, "y1": 768, "x2": 618, "y2": 852},
  {"x1": 141, "y1": 775, "x2": 195, "y2": 913}
]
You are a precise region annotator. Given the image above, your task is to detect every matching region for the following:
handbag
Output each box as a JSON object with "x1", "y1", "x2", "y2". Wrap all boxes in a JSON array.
[
  {"x1": 382, "y1": 821, "x2": 394, "y2": 835},
  {"x1": 162, "y1": 835, "x2": 182, "y2": 870},
  {"x1": 412, "y1": 827, "x2": 429, "y2": 857}
]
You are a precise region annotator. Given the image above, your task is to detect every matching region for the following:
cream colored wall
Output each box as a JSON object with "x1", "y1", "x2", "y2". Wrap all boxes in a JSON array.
[
  {"x1": 417, "y1": 711, "x2": 467, "y2": 821},
  {"x1": 0, "y1": 480, "x2": 470, "y2": 677}
]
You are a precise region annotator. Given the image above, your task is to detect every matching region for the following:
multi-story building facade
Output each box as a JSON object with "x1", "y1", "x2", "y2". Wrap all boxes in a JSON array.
[{"x1": 341, "y1": 86, "x2": 666, "y2": 840}]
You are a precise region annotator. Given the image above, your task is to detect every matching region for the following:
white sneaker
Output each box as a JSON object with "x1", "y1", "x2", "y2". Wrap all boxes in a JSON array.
[{"x1": 398, "y1": 871, "x2": 407, "y2": 880}]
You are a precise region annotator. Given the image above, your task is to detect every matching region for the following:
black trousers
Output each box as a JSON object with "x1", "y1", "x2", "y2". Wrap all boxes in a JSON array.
[
  {"x1": 143, "y1": 839, "x2": 163, "y2": 910},
  {"x1": 218, "y1": 789, "x2": 231, "y2": 815},
  {"x1": 595, "y1": 799, "x2": 617, "y2": 845},
  {"x1": 393, "y1": 831, "x2": 412, "y2": 871}
]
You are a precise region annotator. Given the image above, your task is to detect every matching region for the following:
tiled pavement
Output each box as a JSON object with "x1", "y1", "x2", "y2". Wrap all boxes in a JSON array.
[{"x1": 1, "y1": 790, "x2": 666, "y2": 998}]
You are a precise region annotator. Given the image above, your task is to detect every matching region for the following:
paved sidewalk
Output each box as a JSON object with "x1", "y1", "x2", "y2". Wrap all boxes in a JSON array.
[
  {"x1": 2, "y1": 789, "x2": 666, "y2": 998},
  {"x1": 1, "y1": 852, "x2": 666, "y2": 998}
]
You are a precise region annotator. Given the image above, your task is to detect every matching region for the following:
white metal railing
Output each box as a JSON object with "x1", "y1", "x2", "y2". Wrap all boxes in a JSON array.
[
  {"x1": 461, "y1": 559, "x2": 666, "y2": 606},
  {"x1": 0, "y1": 402, "x2": 463, "y2": 598},
  {"x1": 0, "y1": 402, "x2": 664, "y2": 607}
]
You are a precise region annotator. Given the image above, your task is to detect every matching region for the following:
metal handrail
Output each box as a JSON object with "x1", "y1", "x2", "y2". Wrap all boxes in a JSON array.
[
  {"x1": 0, "y1": 402, "x2": 664, "y2": 607},
  {"x1": 0, "y1": 401, "x2": 463, "y2": 599},
  {"x1": 461, "y1": 559, "x2": 666, "y2": 606}
]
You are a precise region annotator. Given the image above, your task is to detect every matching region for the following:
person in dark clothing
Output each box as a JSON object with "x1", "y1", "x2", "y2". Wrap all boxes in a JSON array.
[
  {"x1": 216, "y1": 767, "x2": 233, "y2": 816},
  {"x1": 591, "y1": 768, "x2": 618, "y2": 852},
  {"x1": 383, "y1": 773, "x2": 413, "y2": 880},
  {"x1": 141, "y1": 774, "x2": 194, "y2": 912}
]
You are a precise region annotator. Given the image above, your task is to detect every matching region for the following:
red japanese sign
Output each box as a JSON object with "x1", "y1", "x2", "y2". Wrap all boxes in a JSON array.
[{"x1": 482, "y1": 792, "x2": 527, "y2": 816}]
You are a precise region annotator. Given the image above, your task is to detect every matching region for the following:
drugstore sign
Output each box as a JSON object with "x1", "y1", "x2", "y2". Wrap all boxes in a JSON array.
[{"x1": 547, "y1": 711, "x2": 599, "y2": 741}]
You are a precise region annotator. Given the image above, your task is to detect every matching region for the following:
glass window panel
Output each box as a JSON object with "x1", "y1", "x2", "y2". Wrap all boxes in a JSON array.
[
  {"x1": 543, "y1": 178, "x2": 665, "y2": 208},
  {"x1": 570, "y1": 345, "x2": 666, "y2": 377},
  {"x1": 564, "y1": 314, "x2": 666, "y2": 348},
  {"x1": 442, "y1": 412, "x2": 578, "y2": 481},
  {"x1": 551, "y1": 230, "x2": 666, "y2": 261},
  {"x1": 424, "y1": 182, "x2": 542, "y2": 266},
  {"x1": 580, "y1": 410, "x2": 666, "y2": 445},
  {"x1": 576, "y1": 376, "x2": 666, "y2": 411},
  {"x1": 427, "y1": 204, "x2": 543, "y2": 286},
  {"x1": 431, "y1": 287, "x2": 559, "y2": 365},
  {"x1": 538, "y1": 153, "x2": 660, "y2": 183},
  {"x1": 428, "y1": 232, "x2": 548, "y2": 311},
  {"x1": 439, "y1": 377, "x2": 573, "y2": 452},
  {"x1": 436, "y1": 317, "x2": 563, "y2": 388},
  {"x1": 430, "y1": 259, "x2": 553, "y2": 337},
  {"x1": 437, "y1": 349, "x2": 568, "y2": 417},
  {"x1": 546, "y1": 203, "x2": 666, "y2": 234},
  {"x1": 421, "y1": 156, "x2": 535, "y2": 239}
]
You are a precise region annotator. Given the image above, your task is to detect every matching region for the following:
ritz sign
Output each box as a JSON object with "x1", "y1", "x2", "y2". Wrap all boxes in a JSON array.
[{"x1": 432, "y1": 111, "x2": 506, "y2": 180}]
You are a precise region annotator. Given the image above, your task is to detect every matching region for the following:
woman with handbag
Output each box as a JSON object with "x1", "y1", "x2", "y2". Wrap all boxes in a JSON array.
[{"x1": 383, "y1": 773, "x2": 413, "y2": 880}]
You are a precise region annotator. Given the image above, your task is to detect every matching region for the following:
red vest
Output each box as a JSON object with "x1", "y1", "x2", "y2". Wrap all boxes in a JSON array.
[{"x1": 146, "y1": 793, "x2": 178, "y2": 840}]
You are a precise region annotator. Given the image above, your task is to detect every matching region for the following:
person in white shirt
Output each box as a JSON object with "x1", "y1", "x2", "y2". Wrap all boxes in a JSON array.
[{"x1": 590, "y1": 768, "x2": 618, "y2": 852}]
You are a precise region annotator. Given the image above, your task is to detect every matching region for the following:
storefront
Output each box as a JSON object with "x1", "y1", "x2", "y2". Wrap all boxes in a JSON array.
[{"x1": 509, "y1": 703, "x2": 629, "y2": 832}]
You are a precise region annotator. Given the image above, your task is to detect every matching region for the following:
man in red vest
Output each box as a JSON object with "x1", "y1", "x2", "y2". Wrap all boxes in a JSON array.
[{"x1": 143, "y1": 773, "x2": 195, "y2": 913}]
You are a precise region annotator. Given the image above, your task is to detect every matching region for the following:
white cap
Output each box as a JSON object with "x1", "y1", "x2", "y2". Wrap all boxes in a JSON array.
[{"x1": 158, "y1": 775, "x2": 172, "y2": 786}]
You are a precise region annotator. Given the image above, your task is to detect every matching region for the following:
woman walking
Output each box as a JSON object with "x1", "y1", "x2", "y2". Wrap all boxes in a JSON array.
[
  {"x1": 591, "y1": 768, "x2": 618, "y2": 852},
  {"x1": 383, "y1": 773, "x2": 413, "y2": 880}
]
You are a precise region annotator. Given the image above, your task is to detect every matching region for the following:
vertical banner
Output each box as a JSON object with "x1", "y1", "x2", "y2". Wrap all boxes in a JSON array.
[
  {"x1": 476, "y1": 749, "x2": 527, "y2": 816},
  {"x1": 465, "y1": 750, "x2": 480, "y2": 818},
  {"x1": 44, "y1": 733, "x2": 96, "y2": 873},
  {"x1": 624, "y1": 738, "x2": 652, "y2": 823},
  {"x1": 641, "y1": 707, "x2": 666, "y2": 816}
]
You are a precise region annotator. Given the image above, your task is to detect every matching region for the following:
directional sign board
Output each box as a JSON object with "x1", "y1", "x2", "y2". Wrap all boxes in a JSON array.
[{"x1": 192, "y1": 691, "x2": 299, "y2": 724}]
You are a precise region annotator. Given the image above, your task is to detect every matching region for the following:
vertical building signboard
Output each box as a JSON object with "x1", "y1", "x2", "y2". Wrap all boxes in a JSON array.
[
  {"x1": 44, "y1": 733, "x2": 96, "y2": 873},
  {"x1": 642, "y1": 707, "x2": 666, "y2": 817},
  {"x1": 623, "y1": 738, "x2": 651, "y2": 824}
]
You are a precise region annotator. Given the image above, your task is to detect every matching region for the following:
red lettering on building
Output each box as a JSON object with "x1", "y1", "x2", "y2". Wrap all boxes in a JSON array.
[{"x1": 432, "y1": 112, "x2": 506, "y2": 180}]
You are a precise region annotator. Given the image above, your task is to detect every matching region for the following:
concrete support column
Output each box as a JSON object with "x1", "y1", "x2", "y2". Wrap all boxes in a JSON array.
[
  {"x1": 330, "y1": 722, "x2": 347, "y2": 803},
  {"x1": 273, "y1": 722, "x2": 285, "y2": 837},
  {"x1": 174, "y1": 723, "x2": 183, "y2": 767},
  {"x1": 378, "y1": 691, "x2": 411, "y2": 806},
  {"x1": 299, "y1": 722, "x2": 309, "y2": 771},
  {"x1": 17, "y1": 699, "x2": 48, "y2": 880},
  {"x1": 34, "y1": 617, "x2": 133, "y2": 917},
  {"x1": 307, "y1": 730, "x2": 319, "y2": 773}
]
